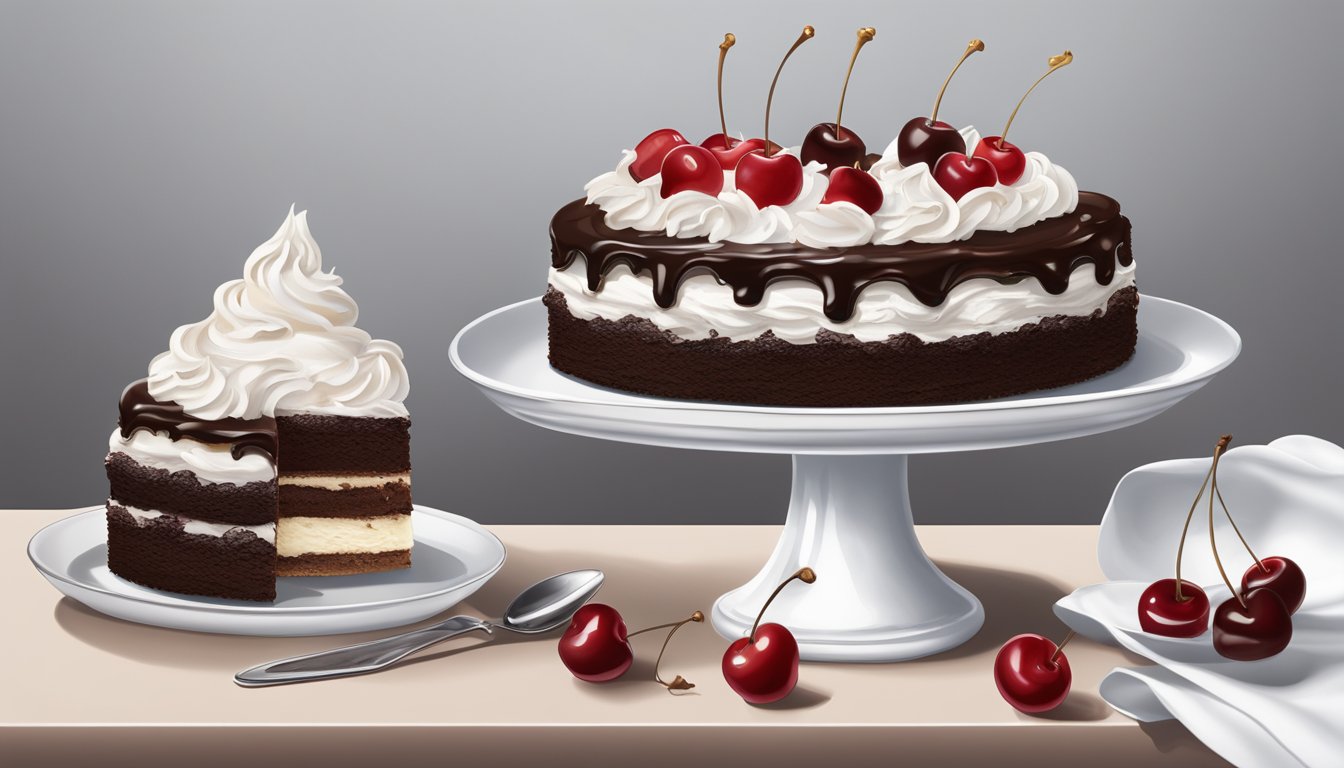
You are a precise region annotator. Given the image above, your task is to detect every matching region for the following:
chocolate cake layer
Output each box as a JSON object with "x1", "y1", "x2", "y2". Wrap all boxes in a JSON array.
[
  {"x1": 276, "y1": 550, "x2": 411, "y2": 577},
  {"x1": 545, "y1": 286, "x2": 1139, "y2": 407},
  {"x1": 551, "y1": 194, "x2": 1132, "y2": 321},
  {"x1": 106, "y1": 505, "x2": 276, "y2": 601},
  {"x1": 106, "y1": 452, "x2": 275, "y2": 526},
  {"x1": 278, "y1": 481, "x2": 412, "y2": 518},
  {"x1": 276, "y1": 415, "x2": 411, "y2": 473}
]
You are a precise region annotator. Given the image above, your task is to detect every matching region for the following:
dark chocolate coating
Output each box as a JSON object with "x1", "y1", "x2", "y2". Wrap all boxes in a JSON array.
[
  {"x1": 118, "y1": 379, "x2": 278, "y2": 462},
  {"x1": 550, "y1": 194, "x2": 1132, "y2": 322}
]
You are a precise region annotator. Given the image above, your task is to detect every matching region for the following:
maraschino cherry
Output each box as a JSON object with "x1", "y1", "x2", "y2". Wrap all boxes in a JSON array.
[
  {"x1": 630, "y1": 129, "x2": 689, "y2": 182},
  {"x1": 931, "y1": 152, "x2": 997, "y2": 201},
  {"x1": 558, "y1": 603, "x2": 704, "y2": 690},
  {"x1": 895, "y1": 39, "x2": 984, "y2": 168},
  {"x1": 699, "y1": 34, "x2": 772, "y2": 171},
  {"x1": 722, "y1": 567, "x2": 816, "y2": 705},
  {"x1": 972, "y1": 51, "x2": 1074, "y2": 185},
  {"x1": 735, "y1": 26, "x2": 814, "y2": 209},
  {"x1": 801, "y1": 27, "x2": 876, "y2": 172},
  {"x1": 994, "y1": 630, "x2": 1074, "y2": 714},
  {"x1": 820, "y1": 166, "x2": 883, "y2": 214},
  {"x1": 660, "y1": 145, "x2": 723, "y2": 198}
]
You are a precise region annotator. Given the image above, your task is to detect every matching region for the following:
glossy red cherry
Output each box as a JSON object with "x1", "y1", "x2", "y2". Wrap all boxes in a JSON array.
[
  {"x1": 723, "y1": 623, "x2": 799, "y2": 705},
  {"x1": 821, "y1": 166, "x2": 883, "y2": 214},
  {"x1": 932, "y1": 152, "x2": 998, "y2": 201},
  {"x1": 801, "y1": 123, "x2": 867, "y2": 171},
  {"x1": 659, "y1": 145, "x2": 723, "y2": 198},
  {"x1": 630, "y1": 129, "x2": 688, "y2": 182},
  {"x1": 896, "y1": 117, "x2": 966, "y2": 169},
  {"x1": 736, "y1": 151, "x2": 804, "y2": 209},
  {"x1": 1213, "y1": 588, "x2": 1293, "y2": 661},
  {"x1": 993, "y1": 633, "x2": 1073, "y2": 714},
  {"x1": 700, "y1": 135, "x2": 773, "y2": 171},
  {"x1": 1138, "y1": 578, "x2": 1210, "y2": 638},
  {"x1": 721, "y1": 567, "x2": 816, "y2": 705},
  {"x1": 1242, "y1": 556, "x2": 1306, "y2": 616},
  {"x1": 972, "y1": 136, "x2": 1027, "y2": 185},
  {"x1": 558, "y1": 603, "x2": 631, "y2": 682}
]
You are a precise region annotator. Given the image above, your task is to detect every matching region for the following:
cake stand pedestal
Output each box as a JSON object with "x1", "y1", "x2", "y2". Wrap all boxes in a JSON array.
[{"x1": 450, "y1": 296, "x2": 1239, "y2": 662}]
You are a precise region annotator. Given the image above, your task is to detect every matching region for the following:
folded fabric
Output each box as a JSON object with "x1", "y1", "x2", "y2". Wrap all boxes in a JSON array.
[{"x1": 1055, "y1": 435, "x2": 1344, "y2": 768}]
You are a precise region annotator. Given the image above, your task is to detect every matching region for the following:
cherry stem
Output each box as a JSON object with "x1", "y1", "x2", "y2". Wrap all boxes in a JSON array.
[
  {"x1": 763, "y1": 25, "x2": 814, "y2": 157},
  {"x1": 1205, "y1": 436, "x2": 1244, "y2": 608},
  {"x1": 651, "y1": 610, "x2": 704, "y2": 692},
  {"x1": 750, "y1": 567, "x2": 816, "y2": 643},
  {"x1": 930, "y1": 38, "x2": 984, "y2": 126},
  {"x1": 1214, "y1": 475, "x2": 1264, "y2": 570},
  {"x1": 835, "y1": 27, "x2": 876, "y2": 137},
  {"x1": 998, "y1": 50, "x2": 1072, "y2": 149},
  {"x1": 716, "y1": 33, "x2": 736, "y2": 150},
  {"x1": 1049, "y1": 630, "x2": 1076, "y2": 665},
  {"x1": 1174, "y1": 441, "x2": 1222, "y2": 602}
]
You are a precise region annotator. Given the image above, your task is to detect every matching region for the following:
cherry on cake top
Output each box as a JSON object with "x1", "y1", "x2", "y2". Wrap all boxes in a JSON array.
[{"x1": 621, "y1": 29, "x2": 1076, "y2": 208}]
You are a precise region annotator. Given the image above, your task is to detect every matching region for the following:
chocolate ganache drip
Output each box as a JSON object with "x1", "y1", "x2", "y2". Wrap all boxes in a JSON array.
[
  {"x1": 550, "y1": 193, "x2": 1132, "y2": 322},
  {"x1": 118, "y1": 379, "x2": 278, "y2": 462}
]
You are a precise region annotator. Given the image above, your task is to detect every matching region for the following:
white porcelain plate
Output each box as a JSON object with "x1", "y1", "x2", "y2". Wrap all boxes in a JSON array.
[{"x1": 27, "y1": 505, "x2": 506, "y2": 636}]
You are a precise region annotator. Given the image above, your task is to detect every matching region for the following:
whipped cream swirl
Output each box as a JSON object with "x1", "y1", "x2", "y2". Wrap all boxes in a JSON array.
[
  {"x1": 585, "y1": 148, "x2": 828, "y2": 245},
  {"x1": 585, "y1": 127, "x2": 1078, "y2": 246},
  {"x1": 147, "y1": 207, "x2": 409, "y2": 420}
]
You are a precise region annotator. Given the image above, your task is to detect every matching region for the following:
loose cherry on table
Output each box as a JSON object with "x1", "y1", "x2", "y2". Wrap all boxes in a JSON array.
[
  {"x1": 895, "y1": 39, "x2": 984, "y2": 169},
  {"x1": 932, "y1": 152, "x2": 998, "y2": 201},
  {"x1": 821, "y1": 166, "x2": 883, "y2": 214},
  {"x1": 735, "y1": 25, "x2": 814, "y2": 209},
  {"x1": 993, "y1": 631, "x2": 1074, "y2": 714},
  {"x1": 722, "y1": 567, "x2": 816, "y2": 705},
  {"x1": 972, "y1": 51, "x2": 1073, "y2": 185},
  {"x1": 558, "y1": 603, "x2": 704, "y2": 690},
  {"x1": 800, "y1": 27, "x2": 876, "y2": 172},
  {"x1": 630, "y1": 129, "x2": 689, "y2": 182},
  {"x1": 659, "y1": 145, "x2": 724, "y2": 198}
]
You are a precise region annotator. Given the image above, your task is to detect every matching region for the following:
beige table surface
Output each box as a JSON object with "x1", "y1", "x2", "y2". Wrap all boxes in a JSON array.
[{"x1": 4, "y1": 509, "x2": 1229, "y2": 767}]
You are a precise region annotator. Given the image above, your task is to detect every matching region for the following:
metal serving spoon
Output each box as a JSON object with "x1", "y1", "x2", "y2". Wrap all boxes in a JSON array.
[{"x1": 234, "y1": 569, "x2": 604, "y2": 687}]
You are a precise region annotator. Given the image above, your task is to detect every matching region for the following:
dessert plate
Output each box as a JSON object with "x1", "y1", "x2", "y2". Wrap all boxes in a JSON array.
[{"x1": 27, "y1": 505, "x2": 506, "y2": 637}]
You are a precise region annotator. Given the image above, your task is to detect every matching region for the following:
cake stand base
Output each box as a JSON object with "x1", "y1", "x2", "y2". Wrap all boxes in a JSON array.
[
  {"x1": 711, "y1": 455, "x2": 982, "y2": 662},
  {"x1": 451, "y1": 296, "x2": 1240, "y2": 663}
]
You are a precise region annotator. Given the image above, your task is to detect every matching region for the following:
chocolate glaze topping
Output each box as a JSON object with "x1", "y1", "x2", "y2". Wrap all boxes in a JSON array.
[
  {"x1": 118, "y1": 379, "x2": 278, "y2": 462},
  {"x1": 550, "y1": 193, "x2": 1132, "y2": 322}
]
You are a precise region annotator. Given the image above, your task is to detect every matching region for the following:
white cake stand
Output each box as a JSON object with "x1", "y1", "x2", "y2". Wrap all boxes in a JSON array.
[{"x1": 449, "y1": 295, "x2": 1240, "y2": 662}]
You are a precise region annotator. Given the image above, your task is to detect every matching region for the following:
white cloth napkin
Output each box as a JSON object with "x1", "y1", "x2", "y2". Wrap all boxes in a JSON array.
[{"x1": 1054, "y1": 435, "x2": 1344, "y2": 768}]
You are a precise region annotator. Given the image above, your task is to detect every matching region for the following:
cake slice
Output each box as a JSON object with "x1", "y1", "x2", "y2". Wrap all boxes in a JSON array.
[{"x1": 105, "y1": 207, "x2": 412, "y2": 601}]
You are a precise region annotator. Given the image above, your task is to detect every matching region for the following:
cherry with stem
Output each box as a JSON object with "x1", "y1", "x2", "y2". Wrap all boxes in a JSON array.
[
  {"x1": 722, "y1": 567, "x2": 817, "y2": 704},
  {"x1": 895, "y1": 39, "x2": 984, "y2": 168},
  {"x1": 735, "y1": 26, "x2": 814, "y2": 208},
  {"x1": 801, "y1": 27, "x2": 876, "y2": 171},
  {"x1": 994, "y1": 629, "x2": 1075, "y2": 714},
  {"x1": 700, "y1": 34, "x2": 772, "y2": 170},
  {"x1": 973, "y1": 51, "x2": 1073, "y2": 185}
]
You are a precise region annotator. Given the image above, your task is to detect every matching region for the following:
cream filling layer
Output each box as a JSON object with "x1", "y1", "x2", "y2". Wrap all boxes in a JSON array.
[
  {"x1": 111, "y1": 500, "x2": 276, "y2": 544},
  {"x1": 549, "y1": 256, "x2": 1136, "y2": 345},
  {"x1": 109, "y1": 429, "x2": 275, "y2": 485},
  {"x1": 278, "y1": 472, "x2": 410, "y2": 490},
  {"x1": 275, "y1": 514, "x2": 413, "y2": 557}
]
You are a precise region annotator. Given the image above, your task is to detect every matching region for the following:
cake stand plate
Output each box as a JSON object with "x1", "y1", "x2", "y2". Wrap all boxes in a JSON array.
[
  {"x1": 450, "y1": 295, "x2": 1239, "y2": 661},
  {"x1": 28, "y1": 505, "x2": 506, "y2": 636}
]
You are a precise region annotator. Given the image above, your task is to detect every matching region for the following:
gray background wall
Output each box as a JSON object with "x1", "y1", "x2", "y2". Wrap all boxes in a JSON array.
[{"x1": 2, "y1": 0, "x2": 1341, "y2": 523}]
